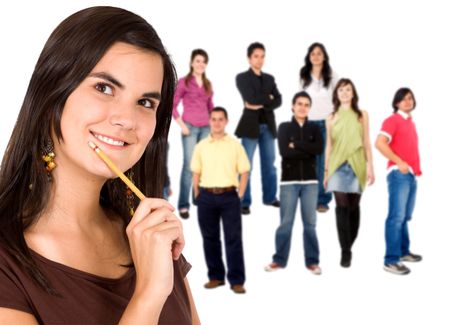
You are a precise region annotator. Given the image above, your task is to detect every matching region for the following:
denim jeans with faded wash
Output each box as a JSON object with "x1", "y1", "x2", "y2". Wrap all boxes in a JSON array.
[
  {"x1": 178, "y1": 122, "x2": 210, "y2": 210},
  {"x1": 273, "y1": 184, "x2": 319, "y2": 267},
  {"x1": 241, "y1": 124, "x2": 277, "y2": 208},
  {"x1": 310, "y1": 120, "x2": 332, "y2": 207},
  {"x1": 384, "y1": 170, "x2": 417, "y2": 265}
]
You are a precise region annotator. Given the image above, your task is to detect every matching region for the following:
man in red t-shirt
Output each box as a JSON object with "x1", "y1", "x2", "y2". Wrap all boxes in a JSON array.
[{"x1": 375, "y1": 88, "x2": 422, "y2": 275}]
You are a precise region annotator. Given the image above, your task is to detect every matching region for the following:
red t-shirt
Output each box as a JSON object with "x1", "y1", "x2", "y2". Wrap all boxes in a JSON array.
[{"x1": 380, "y1": 112, "x2": 421, "y2": 176}]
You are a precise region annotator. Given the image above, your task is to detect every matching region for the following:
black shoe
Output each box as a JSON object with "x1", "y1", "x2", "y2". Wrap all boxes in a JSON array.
[
  {"x1": 340, "y1": 251, "x2": 352, "y2": 268},
  {"x1": 179, "y1": 210, "x2": 189, "y2": 219},
  {"x1": 267, "y1": 200, "x2": 280, "y2": 208},
  {"x1": 241, "y1": 207, "x2": 250, "y2": 215}
]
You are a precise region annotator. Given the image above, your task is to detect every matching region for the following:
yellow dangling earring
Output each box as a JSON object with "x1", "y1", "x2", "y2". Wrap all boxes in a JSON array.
[{"x1": 42, "y1": 140, "x2": 56, "y2": 179}]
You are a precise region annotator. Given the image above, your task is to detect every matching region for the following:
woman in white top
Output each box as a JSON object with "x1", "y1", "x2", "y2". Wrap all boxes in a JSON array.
[{"x1": 299, "y1": 43, "x2": 339, "y2": 213}]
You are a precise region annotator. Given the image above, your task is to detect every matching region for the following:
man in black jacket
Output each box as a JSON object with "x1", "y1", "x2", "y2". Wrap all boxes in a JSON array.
[
  {"x1": 265, "y1": 91, "x2": 324, "y2": 275},
  {"x1": 235, "y1": 42, "x2": 282, "y2": 215}
]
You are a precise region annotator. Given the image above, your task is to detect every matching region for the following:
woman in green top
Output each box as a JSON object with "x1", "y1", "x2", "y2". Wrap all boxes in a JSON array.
[{"x1": 324, "y1": 78, "x2": 375, "y2": 268}]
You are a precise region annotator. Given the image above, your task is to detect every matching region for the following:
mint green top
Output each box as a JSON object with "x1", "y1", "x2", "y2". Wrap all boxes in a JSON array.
[{"x1": 329, "y1": 108, "x2": 367, "y2": 190}]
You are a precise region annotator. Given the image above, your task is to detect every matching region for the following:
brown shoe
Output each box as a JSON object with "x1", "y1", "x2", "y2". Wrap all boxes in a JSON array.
[
  {"x1": 204, "y1": 280, "x2": 225, "y2": 289},
  {"x1": 231, "y1": 284, "x2": 246, "y2": 294},
  {"x1": 316, "y1": 205, "x2": 329, "y2": 213},
  {"x1": 264, "y1": 262, "x2": 283, "y2": 272}
]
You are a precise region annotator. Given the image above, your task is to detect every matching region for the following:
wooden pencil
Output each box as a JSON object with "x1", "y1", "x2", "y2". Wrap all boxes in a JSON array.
[{"x1": 88, "y1": 141, "x2": 145, "y2": 200}]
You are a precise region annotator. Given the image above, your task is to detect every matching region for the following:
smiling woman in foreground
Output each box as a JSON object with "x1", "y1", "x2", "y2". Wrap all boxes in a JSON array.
[{"x1": 0, "y1": 6, "x2": 199, "y2": 324}]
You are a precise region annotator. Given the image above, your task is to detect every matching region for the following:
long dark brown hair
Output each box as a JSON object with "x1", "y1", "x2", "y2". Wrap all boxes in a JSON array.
[
  {"x1": 185, "y1": 48, "x2": 212, "y2": 94},
  {"x1": 332, "y1": 78, "x2": 363, "y2": 119},
  {"x1": 299, "y1": 42, "x2": 333, "y2": 89},
  {"x1": 0, "y1": 6, "x2": 176, "y2": 293}
]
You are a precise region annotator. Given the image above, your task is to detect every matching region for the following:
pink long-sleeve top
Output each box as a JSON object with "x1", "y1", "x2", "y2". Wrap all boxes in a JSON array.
[{"x1": 172, "y1": 76, "x2": 214, "y2": 127}]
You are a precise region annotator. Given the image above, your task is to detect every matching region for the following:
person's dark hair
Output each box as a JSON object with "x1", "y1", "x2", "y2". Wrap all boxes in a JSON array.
[
  {"x1": 299, "y1": 43, "x2": 333, "y2": 88},
  {"x1": 392, "y1": 88, "x2": 416, "y2": 112},
  {"x1": 332, "y1": 78, "x2": 363, "y2": 119},
  {"x1": 247, "y1": 42, "x2": 265, "y2": 58},
  {"x1": 0, "y1": 6, "x2": 176, "y2": 293},
  {"x1": 210, "y1": 106, "x2": 228, "y2": 120},
  {"x1": 292, "y1": 91, "x2": 312, "y2": 105},
  {"x1": 185, "y1": 49, "x2": 212, "y2": 95}
]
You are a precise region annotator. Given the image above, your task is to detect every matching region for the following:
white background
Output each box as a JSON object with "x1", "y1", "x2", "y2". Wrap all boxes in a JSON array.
[{"x1": 1, "y1": 1, "x2": 449, "y2": 324}]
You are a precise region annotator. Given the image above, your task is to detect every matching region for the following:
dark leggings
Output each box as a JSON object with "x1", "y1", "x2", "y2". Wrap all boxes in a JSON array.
[
  {"x1": 333, "y1": 191, "x2": 361, "y2": 209},
  {"x1": 333, "y1": 192, "x2": 361, "y2": 253}
]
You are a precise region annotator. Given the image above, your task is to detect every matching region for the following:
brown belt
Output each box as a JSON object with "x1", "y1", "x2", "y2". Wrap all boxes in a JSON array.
[{"x1": 202, "y1": 186, "x2": 236, "y2": 194}]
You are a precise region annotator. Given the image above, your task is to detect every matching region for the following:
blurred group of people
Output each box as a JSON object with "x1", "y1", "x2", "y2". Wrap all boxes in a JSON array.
[{"x1": 172, "y1": 42, "x2": 422, "y2": 294}]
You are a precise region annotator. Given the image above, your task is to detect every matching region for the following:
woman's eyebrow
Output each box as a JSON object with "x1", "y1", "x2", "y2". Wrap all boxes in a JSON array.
[
  {"x1": 89, "y1": 72, "x2": 161, "y2": 99},
  {"x1": 142, "y1": 92, "x2": 161, "y2": 100},
  {"x1": 89, "y1": 72, "x2": 124, "y2": 89}
]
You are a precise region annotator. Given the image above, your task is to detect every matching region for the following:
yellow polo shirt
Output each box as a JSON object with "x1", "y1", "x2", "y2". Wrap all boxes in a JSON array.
[{"x1": 191, "y1": 134, "x2": 250, "y2": 188}]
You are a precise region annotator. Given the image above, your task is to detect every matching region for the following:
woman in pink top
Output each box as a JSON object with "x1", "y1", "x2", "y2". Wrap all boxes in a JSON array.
[{"x1": 173, "y1": 49, "x2": 214, "y2": 219}]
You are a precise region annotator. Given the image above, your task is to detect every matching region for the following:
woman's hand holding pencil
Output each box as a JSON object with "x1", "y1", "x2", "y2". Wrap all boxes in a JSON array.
[{"x1": 88, "y1": 141, "x2": 184, "y2": 302}]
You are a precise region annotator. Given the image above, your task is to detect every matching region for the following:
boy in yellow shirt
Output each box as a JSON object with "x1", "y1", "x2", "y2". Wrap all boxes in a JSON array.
[{"x1": 191, "y1": 107, "x2": 250, "y2": 294}]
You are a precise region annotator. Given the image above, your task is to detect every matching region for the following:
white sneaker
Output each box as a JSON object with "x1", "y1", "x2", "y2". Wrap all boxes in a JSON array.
[
  {"x1": 400, "y1": 253, "x2": 422, "y2": 262},
  {"x1": 307, "y1": 264, "x2": 322, "y2": 275},
  {"x1": 383, "y1": 262, "x2": 410, "y2": 275}
]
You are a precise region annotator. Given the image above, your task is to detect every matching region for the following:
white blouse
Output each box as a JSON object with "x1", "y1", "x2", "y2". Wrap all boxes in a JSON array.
[{"x1": 300, "y1": 71, "x2": 339, "y2": 121}]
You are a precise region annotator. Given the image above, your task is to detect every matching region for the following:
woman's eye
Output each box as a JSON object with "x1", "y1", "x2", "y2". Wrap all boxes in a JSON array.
[
  {"x1": 138, "y1": 98, "x2": 156, "y2": 110},
  {"x1": 95, "y1": 83, "x2": 113, "y2": 95}
]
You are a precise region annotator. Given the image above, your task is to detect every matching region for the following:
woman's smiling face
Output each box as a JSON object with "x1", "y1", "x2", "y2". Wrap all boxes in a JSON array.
[{"x1": 55, "y1": 42, "x2": 164, "y2": 179}]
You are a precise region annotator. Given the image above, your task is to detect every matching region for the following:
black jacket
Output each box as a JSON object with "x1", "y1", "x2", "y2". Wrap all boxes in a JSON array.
[
  {"x1": 278, "y1": 118, "x2": 323, "y2": 182},
  {"x1": 235, "y1": 69, "x2": 282, "y2": 139}
]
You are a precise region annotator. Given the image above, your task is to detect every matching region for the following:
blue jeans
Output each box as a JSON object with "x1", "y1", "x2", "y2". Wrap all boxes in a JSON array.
[
  {"x1": 163, "y1": 186, "x2": 170, "y2": 200},
  {"x1": 241, "y1": 124, "x2": 278, "y2": 208},
  {"x1": 197, "y1": 189, "x2": 245, "y2": 285},
  {"x1": 273, "y1": 184, "x2": 319, "y2": 267},
  {"x1": 310, "y1": 120, "x2": 332, "y2": 207},
  {"x1": 384, "y1": 170, "x2": 417, "y2": 265},
  {"x1": 178, "y1": 122, "x2": 210, "y2": 210}
]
